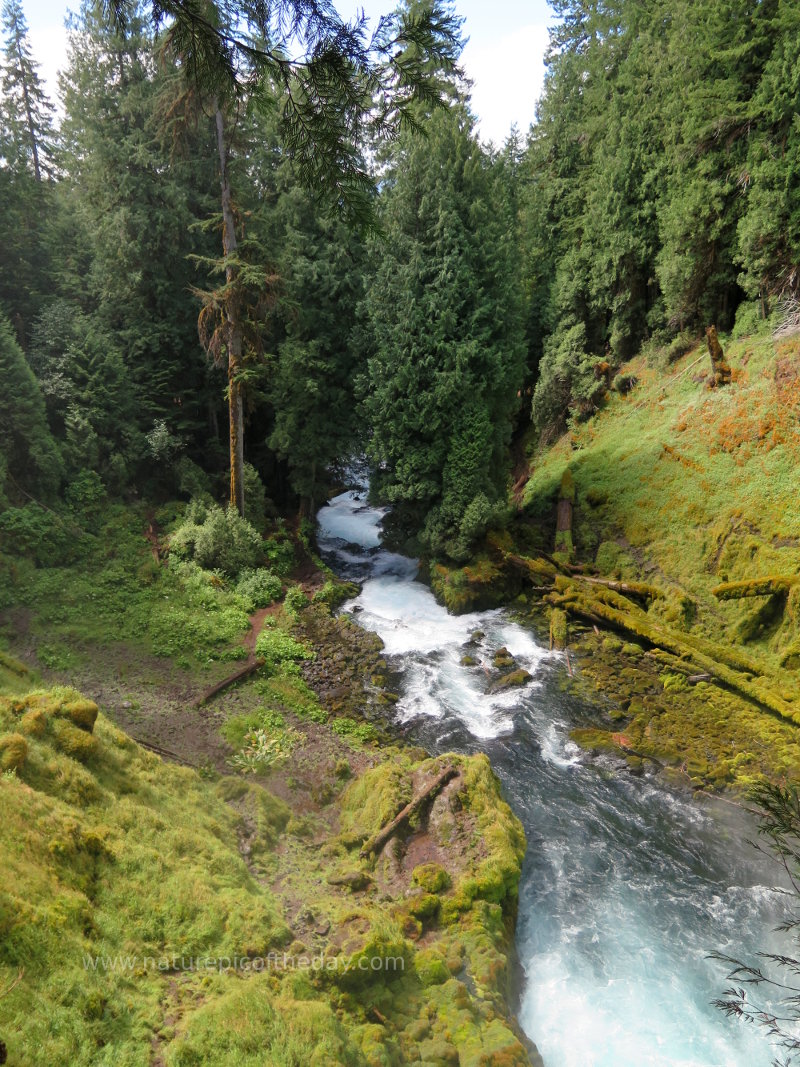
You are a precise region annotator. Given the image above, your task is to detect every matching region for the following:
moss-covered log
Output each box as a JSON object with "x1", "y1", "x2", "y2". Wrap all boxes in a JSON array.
[
  {"x1": 559, "y1": 593, "x2": 800, "y2": 724},
  {"x1": 578, "y1": 576, "x2": 664, "y2": 601},
  {"x1": 549, "y1": 608, "x2": 568, "y2": 650},
  {"x1": 712, "y1": 576, "x2": 798, "y2": 600},
  {"x1": 505, "y1": 554, "x2": 558, "y2": 582}
]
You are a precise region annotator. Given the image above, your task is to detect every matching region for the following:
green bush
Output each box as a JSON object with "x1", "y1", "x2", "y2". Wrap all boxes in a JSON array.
[
  {"x1": 264, "y1": 535, "x2": 295, "y2": 578},
  {"x1": 255, "y1": 627, "x2": 314, "y2": 673},
  {"x1": 236, "y1": 568, "x2": 283, "y2": 611},
  {"x1": 0, "y1": 505, "x2": 79, "y2": 565},
  {"x1": 284, "y1": 586, "x2": 310, "y2": 618},
  {"x1": 170, "y1": 502, "x2": 262, "y2": 577},
  {"x1": 65, "y1": 469, "x2": 106, "y2": 520}
]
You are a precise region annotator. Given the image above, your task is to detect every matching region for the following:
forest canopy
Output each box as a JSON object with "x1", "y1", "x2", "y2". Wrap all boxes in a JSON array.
[{"x1": 1, "y1": 0, "x2": 798, "y2": 560}]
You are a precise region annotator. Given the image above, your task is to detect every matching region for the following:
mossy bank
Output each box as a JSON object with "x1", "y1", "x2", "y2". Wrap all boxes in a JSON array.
[
  {"x1": 0, "y1": 506, "x2": 538, "y2": 1066},
  {"x1": 431, "y1": 325, "x2": 800, "y2": 793}
]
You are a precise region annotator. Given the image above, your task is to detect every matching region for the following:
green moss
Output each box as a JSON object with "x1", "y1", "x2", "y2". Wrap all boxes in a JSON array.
[
  {"x1": 51, "y1": 719, "x2": 98, "y2": 762},
  {"x1": 412, "y1": 864, "x2": 452, "y2": 894},
  {"x1": 0, "y1": 731, "x2": 27, "y2": 770},
  {"x1": 549, "y1": 608, "x2": 568, "y2": 650},
  {"x1": 60, "y1": 699, "x2": 99, "y2": 732}
]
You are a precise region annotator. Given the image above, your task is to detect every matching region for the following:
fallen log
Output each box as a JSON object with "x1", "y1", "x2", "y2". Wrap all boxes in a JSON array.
[
  {"x1": 505, "y1": 554, "x2": 558, "y2": 581},
  {"x1": 560, "y1": 594, "x2": 800, "y2": 724},
  {"x1": 712, "y1": 576, "x2": 797, "y2": 600},
  {"x1": 194, "y1": 658, "x2": 265, "y2": 707},
  {"x1": 578, "y1": 576, "x2": 664, "y2": 601},
  {"x1": 360, "y1": 766, "x2": 458, "y2": 858}
]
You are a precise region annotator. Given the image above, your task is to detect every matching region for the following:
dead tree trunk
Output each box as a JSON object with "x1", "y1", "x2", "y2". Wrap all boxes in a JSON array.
[
  {"x1": 215, "y1": 104, "x2": 245, "y2": 518},
  {"x1": 360, "y1": 766, "x2": 458, "y2": 858},
  {"x1": 706, "y1": 326, "x2": 731, "y2": 387}
]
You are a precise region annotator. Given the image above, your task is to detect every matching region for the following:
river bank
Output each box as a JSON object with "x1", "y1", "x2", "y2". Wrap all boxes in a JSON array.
[{"x1": 317, "y1": 485, "x2": 790, "y2": 1067}]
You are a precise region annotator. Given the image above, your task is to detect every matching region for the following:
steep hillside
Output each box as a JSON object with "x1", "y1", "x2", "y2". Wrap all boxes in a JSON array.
[{"x1": 511, "y1": 324, "x2": 800, "y2": 790}]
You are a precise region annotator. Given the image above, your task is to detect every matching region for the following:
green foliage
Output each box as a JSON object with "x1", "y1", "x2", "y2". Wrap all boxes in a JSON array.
[
  {"x1": 363, "y1": 105, "x2": 525, "y2": 559},
  {"x1": 0, "y1": 504, "x2": 79, "y2": 566},
  {"x1": 255, "y1": 626, "x2": 314, "y2": 674},
  {"x1": 171, "y1": 502, "x2": 263, "y2": 578},
  {"x1": 330, "y1": 717, "x2": 378, "y2": 746},
  {"x1": 283, "y1": 586, "x2": 310, "y2": 618},
  {"x1": 521, "y1": 0, "x2": 800, "y2": 435},
  {"x1": 235, "y1": 568, "x2": 283, "y2": 611},
  {"x1": 0, "y1": 312, "x2": 62, "y2": 501}
]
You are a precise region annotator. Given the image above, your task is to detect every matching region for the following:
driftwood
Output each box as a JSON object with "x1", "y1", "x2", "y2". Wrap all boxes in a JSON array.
[
  {"x1": 360, "y1": 766, "x2": 458, "y2": 858},
  {"x1": 194, "y1": 658, "x2": 265, "y2": 707},
  {"x1": 712, "y1": 576, "x2": 797, "y2": 600}
]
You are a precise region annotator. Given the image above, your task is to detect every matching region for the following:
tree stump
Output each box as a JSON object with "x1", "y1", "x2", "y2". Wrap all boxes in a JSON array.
[
  {"x1": 554, "y1": 469, "x2": 575, "y2": 559},
  {"x1": 706, "y1": 326, "x2": 731, "y2": 387}
]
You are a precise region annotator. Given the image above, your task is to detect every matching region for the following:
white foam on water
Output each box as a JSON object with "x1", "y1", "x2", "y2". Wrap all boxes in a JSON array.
[{"x1": 317, "y1": 490, "x2": 385, "y2": 548}]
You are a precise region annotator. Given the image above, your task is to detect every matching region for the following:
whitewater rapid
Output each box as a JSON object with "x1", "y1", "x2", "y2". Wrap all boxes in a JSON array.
[{"x1": 317, "y1": 487, "x2": 787, "y2": 1067}]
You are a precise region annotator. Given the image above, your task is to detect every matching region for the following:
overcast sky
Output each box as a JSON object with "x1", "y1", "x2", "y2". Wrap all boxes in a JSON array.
[{"x1": 25, "y1": 0, "x2": 553, "y2": 146}]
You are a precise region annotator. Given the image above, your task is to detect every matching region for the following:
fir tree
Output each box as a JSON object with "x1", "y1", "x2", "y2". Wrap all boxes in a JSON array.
[{"x1": 363, "y1": 104, "x2": 525, "y2": 560}]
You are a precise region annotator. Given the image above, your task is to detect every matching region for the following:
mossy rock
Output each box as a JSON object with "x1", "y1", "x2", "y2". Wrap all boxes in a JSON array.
[
  {"x1": 621, "y1": 642, "x2": 642, "y2": 657},
  {"x1": 60, "y1": 699, "x2": 99, "y2": 733},
  {"x1": 327, "y1": 869, "x2": 373, "y2": 892},
  {"x1": 492, "y1": 648, "x2": 515, "y2": 670},
  {"x1": 20, "y1": 708, "x2": 47, "y2": 737},
  {"x1": 407, "y1": 893, "x2": 441, "y2": 920},
  {"x1": 414, "y1": 949, "x2": 450, "y2": 988},
  {"x1": 412, "y1": 863, "x2": 452, "y2": 894},
  {"x1": 51, "y1": 719, "x2": 99, "y2": 762},
  {"x1": 0, "y1": 732, "x2": 28, "y2": 771},
  {"x1": 491, "y1": 669, "x2": 532, "y2": 692},
  {"x1": 460, "y1": 655, "x2": 477, "y2": 667}
]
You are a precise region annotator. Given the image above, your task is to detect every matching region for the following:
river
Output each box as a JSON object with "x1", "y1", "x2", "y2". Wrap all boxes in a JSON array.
[{"x1": 316, "y1": 486, "x2": 789, "y2": 1067}]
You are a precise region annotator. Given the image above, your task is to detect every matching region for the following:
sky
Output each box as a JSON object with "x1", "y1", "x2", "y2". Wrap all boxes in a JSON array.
[{"x1": 24, "y1": 0, "x2": 553, "y2": 145}]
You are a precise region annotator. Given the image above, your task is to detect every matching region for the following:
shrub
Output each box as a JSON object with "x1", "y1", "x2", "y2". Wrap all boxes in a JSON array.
[
  {"x1": 0, "y1": 505, "x2": 77, "y2": 565},
  {"x1": 284, "y1": 586, "x2": 310, "y2": 618},
  {"x1": 0, "y1": 732, "x2": 27, "y2": 771},
  {"x1": 255, "y1": 627, "x2": 314, "y2": 673},
  {"x1": 170, "y1": 503, "x2": 262, "y2": 577},
  {"x1": 264, "y1": 535, "x2": 295, "y2": 578},
  {"x1": 65, "y1": 470, "x2": 106, "y2": 520},
  {"x1": 236, "y1": 568, "x2": 282, "y2": 611}
]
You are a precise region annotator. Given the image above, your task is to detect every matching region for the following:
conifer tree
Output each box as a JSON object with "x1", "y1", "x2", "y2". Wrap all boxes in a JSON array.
[
  {"x1": 0, "y1": 0, "x2": 54, "y2": 181},
  {"x1": 364, "y1": 104, "x2": 525, "y2": 560}
]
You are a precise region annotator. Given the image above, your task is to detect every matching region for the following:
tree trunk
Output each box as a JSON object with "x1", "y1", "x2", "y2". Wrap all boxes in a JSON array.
[
  {"x1": 705, "y1": 326, "x2": 731, "y2": 387},
  {"x1": 215, "y1": 104, "x2": 245, "y2": 517}
]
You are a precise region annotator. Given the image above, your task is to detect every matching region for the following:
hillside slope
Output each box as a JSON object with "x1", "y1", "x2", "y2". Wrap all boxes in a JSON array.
[{"x1": 507, "y1": 324, "x2": 800, "y2": 790}]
